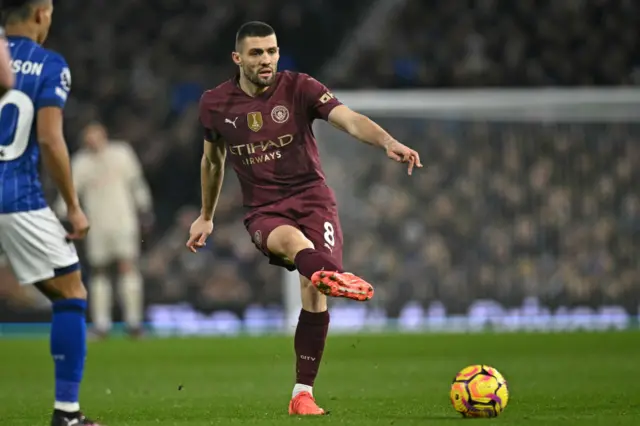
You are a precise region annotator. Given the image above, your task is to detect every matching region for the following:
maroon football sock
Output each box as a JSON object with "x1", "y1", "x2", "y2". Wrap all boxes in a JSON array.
[
  {"x1": 294, "y1": 309, "x2": 330, "y2": 386},
  {"x1": 294, "y1": 248, "x2": 343, "y2": 280}
]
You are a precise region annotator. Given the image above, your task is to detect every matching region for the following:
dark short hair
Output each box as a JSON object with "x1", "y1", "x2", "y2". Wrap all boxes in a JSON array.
[
  {"x1": 1, "y1": 0, "x2": 48, "y2": 25},
  {"x1": 235, "y1": 21, "x2": 275, "y2": 50}
]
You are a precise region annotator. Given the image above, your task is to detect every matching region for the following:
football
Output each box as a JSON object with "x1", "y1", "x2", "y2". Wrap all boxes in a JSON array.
[{"x1": 450, "y1": 365, "x2": 509, "y2": 418}]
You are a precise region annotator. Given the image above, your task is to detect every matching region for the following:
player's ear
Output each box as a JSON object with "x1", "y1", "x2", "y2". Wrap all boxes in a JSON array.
[
  {"x1": 34, "y1": 7, "x2": 44, "y2": 24},
  {"x1": 33, "y1": 5, "x2": 50, "y2": 25},
  {"x1": 231, "y1": 51, "x2": 241, "y2": 66}
]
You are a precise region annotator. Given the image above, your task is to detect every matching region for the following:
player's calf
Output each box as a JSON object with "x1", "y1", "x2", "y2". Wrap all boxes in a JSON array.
[
  {"x1": 299, "y1": 275, "x2": 327, "y2": 312},
  {"x1": 117, "y1": 260, "x2": 144, "y2": 337},
  {"x1": 88, "y1": 266, "x2": 112, "y2": 336},
  {"x1": 36, "y1": 271, "x2": 99, "y2": 423},
  {"x1": 293, "y1": 282, "x2": 330, "y2": 398}
]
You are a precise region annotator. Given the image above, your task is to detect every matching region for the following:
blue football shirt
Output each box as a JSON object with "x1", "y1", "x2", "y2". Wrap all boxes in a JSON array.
[{"x1": 0, "y1": 35, "x2": 71, "y2": 213}]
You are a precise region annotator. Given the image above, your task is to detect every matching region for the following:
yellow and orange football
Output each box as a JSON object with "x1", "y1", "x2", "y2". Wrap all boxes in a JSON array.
[{"x1": 450, "y1": 365, "x2": 509, "y2": 418}]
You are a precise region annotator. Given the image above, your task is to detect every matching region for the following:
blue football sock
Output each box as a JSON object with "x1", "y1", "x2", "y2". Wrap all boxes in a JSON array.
[{"x1": 51, "y1": 299, "x2": 87, "y2": 408}]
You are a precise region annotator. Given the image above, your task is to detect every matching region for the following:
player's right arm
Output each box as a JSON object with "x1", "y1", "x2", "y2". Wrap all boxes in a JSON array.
[
  {"x1": 53, "y1": 154, "x2": 85, "y2": 217},
  {"x1": 37, "y1": 57, "x2": 88, "y2": 239},
  {"x1": 0, "y1": 27, "x2": 15, "y2": 96},
  {"x1": 39, "y1": 108, "x2": 88, "y2": 239},
  {"x1": 187, "y1": 92, "x2": 226, "y2": 253},
  {"x1": 186, "y1": 139, "x2": 226, "y2": 253},
  {"x1": 200, "y1": 138, "x2": 227, "y2": 221}
]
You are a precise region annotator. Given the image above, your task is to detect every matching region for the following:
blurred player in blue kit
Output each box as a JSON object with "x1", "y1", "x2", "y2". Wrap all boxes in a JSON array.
[{"x1": 0, "y1": 0, "x2": 101, "y2": 425}]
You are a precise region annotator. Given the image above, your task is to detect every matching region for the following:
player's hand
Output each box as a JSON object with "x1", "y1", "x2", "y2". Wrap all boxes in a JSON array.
[
  {"x1": 384, "y1": 140, "x2": 423, "y2": 175},
  {"x1": 66, "y1": 205, "x2": 90, "y2": 241},
  {"x1": 186, "y1": 215, "x2": 214, "y2": 253}
]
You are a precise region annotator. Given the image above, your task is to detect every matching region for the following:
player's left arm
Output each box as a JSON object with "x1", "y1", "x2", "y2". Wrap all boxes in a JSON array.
[{"x1": 303, "y1": 76, "x2": 422, "y2": 175}]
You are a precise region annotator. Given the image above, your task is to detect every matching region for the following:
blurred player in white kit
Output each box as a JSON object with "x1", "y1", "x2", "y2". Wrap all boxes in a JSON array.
[{"x1": 56, "y1": 122, "x2": 153, "y2": 338}]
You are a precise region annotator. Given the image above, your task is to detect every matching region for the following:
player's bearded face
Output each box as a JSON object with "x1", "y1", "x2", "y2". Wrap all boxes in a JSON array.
[
  {"x1": 242, "y1": 61, "x2": 277, "y2": 87},
  {"x1": 238, "y1": 36, "x2": 279, "y2": 88}
]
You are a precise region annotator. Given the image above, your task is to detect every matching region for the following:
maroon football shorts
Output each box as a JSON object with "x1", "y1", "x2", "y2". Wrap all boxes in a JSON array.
[{"x1": 243, "y1": 184, "x2": 344, "y2": 272}]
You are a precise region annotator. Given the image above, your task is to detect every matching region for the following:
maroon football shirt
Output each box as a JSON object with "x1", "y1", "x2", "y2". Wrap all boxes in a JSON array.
[{"x1": 199, "y1": 71, "x2": 342, "y2": 207}]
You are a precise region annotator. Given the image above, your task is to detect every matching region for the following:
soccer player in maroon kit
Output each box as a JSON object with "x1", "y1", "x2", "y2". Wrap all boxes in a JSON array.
[{"x1": 187, "y1": 21, "x2": 422, "y2": 415}]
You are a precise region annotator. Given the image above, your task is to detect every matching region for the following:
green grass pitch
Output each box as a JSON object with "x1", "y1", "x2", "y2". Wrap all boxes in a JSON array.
[{"x1": 0, "y1": 332, "x2": 638, "y2": 425}]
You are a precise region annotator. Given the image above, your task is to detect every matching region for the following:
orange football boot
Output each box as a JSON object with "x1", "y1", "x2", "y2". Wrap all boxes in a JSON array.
[
  {"x1": 311, "y1": 271, "x2": 374, "y2": 301},
  {"x1": 288, "y1": 391, "x2": 326, "y2": 415}
]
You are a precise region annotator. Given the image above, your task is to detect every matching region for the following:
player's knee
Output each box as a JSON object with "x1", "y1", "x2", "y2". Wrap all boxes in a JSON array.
[
  {"x1": 59, "y1": 284, "x2": 87, "y2": 300},
  {"x1": 92, "y1": 266, "x2": 108, "y2": 276},
  {"x1": 35, "y1": 271, "x2": 87, "y2": 301},
  {"x1": 281, "y1": 235, "x2": 314, "y2": 261},
  {"x1": 267, "y1": 225, "x2": 314, "y2": 260},
  {"x1": 117, "y1": 260, "x2": 135, "y2": 275}
]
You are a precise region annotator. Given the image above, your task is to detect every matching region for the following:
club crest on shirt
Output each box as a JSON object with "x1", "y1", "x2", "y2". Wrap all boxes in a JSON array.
[
  {"x1": 247, "y1": 112, "x2": 263, "y2": 132},
  {"x1": 253, "y1": 230, "x2": 262, "y2": 246},
  {"x1": 271, "y1": 105, "x2": 289, "y2": 124}
]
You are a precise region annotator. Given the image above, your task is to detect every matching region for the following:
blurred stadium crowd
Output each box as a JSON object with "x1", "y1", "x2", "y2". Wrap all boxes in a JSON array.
[
  {"x1": 344, "y1": 0, "x2": 640, "y2": 88},
  {"x1": 333, "y1": 120, "x2": 640, "y2": 314},
  {"x1": 1, "y1": 0, "x2": 639, "y2": 318}
]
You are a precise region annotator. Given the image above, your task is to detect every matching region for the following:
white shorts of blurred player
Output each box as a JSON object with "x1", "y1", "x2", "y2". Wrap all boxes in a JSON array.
[
  {"x1": 0, "y1": 207, "x2": 79, "y2": 285},
  {"x1": 85, "y1": 229, "x2": 140, "y2": 267}
]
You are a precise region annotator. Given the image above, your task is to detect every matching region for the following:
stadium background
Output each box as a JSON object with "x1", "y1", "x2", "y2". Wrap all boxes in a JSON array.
[{"x1": 0, "y1": 0, "x2": 639, "y2": 333}]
